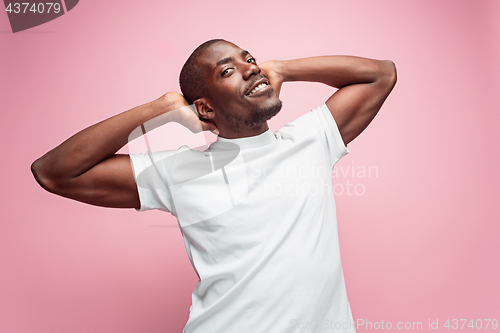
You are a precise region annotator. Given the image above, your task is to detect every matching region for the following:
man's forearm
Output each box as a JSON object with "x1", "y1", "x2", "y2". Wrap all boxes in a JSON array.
[
  {"x1": 31, "y1": 93, "x2": 182, "y2": 189},
  {"x1": 261, "y1": 54, "x2": 396, "y2": 145},
  {"x1": 276, "y1": 56, "x2": 395, "y2": 88}
]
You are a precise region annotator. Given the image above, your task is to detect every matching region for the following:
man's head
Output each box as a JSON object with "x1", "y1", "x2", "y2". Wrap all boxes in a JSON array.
[
  {"x1": 179, "y1": 39, "x2": 223, "y2": 105},
  {"x1": 179, "y1": 39, "x2": 282, "y2": 138}
]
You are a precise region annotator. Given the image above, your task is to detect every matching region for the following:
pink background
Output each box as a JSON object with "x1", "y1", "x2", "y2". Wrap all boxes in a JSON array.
[{"x1": 1, "y1": 0, "x2": 499, "y2": 332}]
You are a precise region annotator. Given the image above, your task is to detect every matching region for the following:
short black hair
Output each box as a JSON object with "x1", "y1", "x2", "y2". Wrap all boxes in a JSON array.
[{"x1": 179, "y1": 39, "x2": 225, "y2": 104}]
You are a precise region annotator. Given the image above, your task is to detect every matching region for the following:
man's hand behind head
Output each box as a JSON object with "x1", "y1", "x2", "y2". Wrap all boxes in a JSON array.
[{"x1": 155, "y1": 92, "x2": 219, "y2": 135}]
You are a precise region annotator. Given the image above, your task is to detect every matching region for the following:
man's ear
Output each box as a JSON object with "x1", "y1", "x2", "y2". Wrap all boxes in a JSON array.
[{"x1": 193, "y1": 98, "x2": 215, "y2": 121}]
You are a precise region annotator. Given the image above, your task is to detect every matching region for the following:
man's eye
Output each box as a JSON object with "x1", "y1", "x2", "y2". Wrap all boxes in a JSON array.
[
  {"x1": 222, "y1": 68, "x2": 231, "y2": 76},
  {"x1": 247, "y1": 58, "x2": 256, "y2": 63}
]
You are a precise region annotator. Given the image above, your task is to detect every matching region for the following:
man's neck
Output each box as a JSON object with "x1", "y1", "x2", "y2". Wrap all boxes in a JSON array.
[{"x1": 217, "y1": 122, "x2": 270, "y2": 140}]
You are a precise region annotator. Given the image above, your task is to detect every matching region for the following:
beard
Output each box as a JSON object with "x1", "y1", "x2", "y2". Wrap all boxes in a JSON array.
[{"x1": 227, "y1": 98, "x2": 283, "y2": 131}]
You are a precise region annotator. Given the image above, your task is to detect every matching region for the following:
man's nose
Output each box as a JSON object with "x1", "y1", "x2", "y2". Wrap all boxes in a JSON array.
[{"x1": 242, "y1": 62, "x2": 260, "y2": 80}]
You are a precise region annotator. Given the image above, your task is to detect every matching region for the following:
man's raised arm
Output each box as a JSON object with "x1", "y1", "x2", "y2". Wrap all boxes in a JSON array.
[
  {"x1": 31, "y1": 92, "x2": 219, "y2": 209},
  {"x1": 260, "y1": 56, "x2": 397, "y2": 145}
]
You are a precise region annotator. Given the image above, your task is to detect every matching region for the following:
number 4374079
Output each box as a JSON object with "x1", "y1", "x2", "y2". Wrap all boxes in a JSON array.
[
  {"x1": 5, "y1": 3, "x2": 62, "y2": 14},
  {"x1": 444, "y1": 319, "x2": 498, "y2": 330}
]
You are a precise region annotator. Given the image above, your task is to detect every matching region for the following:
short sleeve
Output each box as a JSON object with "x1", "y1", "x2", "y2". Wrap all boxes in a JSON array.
[
  {"x1": 129, "y1": 150, "x2": 177, "y2": 213},
  {"x1": 311, "y1": 103, "x2": 349, "y2": 166}
]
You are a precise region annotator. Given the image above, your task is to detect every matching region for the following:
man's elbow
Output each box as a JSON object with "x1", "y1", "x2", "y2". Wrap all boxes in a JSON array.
[
  {"x1": 379, "y1": 60, "x2": 397, "y2": 89},
  {"x1": 31, "y1": 157, "x2": 60, "y2": 194}
]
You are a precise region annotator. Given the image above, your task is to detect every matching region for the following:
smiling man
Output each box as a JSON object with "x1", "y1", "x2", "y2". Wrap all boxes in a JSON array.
[
  {"x1": 180, "y1": 39, "x2": 283, "y2": 138},
  {"x1": 32, "y1": 39, "x2": 396, "y2": 332}
]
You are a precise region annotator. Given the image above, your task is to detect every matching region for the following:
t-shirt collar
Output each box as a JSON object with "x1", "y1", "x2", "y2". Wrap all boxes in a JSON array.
[{"x1": 210, "y1": 128, "x2": 276, "y2": 150}]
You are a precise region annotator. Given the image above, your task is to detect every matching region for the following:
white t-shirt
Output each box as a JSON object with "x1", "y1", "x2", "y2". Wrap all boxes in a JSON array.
[{"x1": 130, "y1": 103, "x2": 355, "y2": 332}]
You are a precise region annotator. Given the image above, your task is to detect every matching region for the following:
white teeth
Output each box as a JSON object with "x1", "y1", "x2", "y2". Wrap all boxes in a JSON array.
[{"x1": 249, "y1": 83, "x2": 267, "y2": 95}]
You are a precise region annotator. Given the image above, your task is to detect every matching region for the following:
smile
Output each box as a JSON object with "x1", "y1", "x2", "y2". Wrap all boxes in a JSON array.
[{"x1": 246, "y1": 81, "x2": 271, "y2": 97}]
